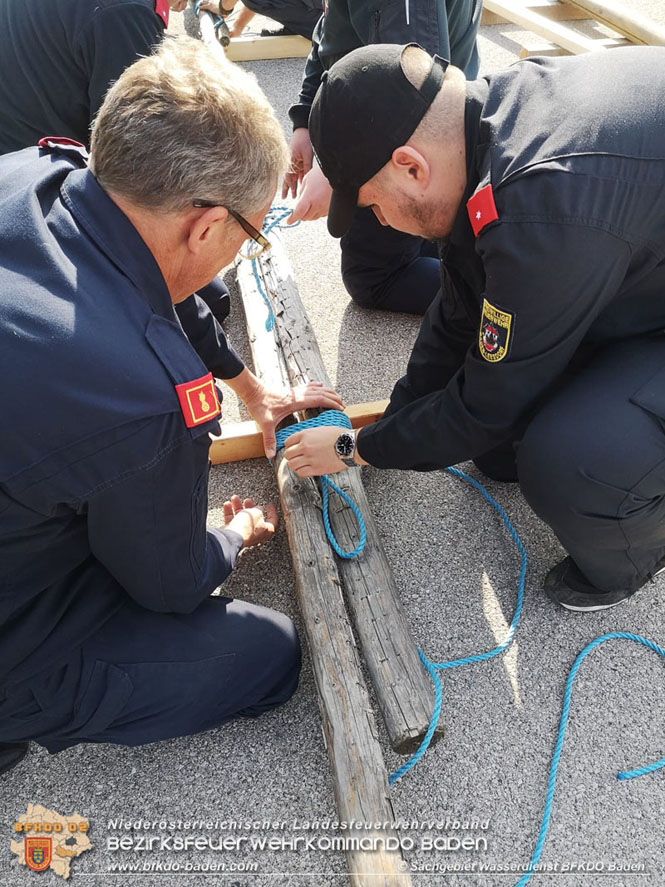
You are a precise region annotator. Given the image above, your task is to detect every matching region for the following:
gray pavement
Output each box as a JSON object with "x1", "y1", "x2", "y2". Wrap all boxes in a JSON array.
[{"x1": 2, "y1": 3, "x2": 665, "y2": 886}]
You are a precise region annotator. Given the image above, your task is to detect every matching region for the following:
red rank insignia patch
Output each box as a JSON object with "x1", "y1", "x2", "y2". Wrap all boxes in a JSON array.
[
  {"x1": 25, "y1": 837, "x2": 52, "y2": 872},
  {"x1": 154, "y1": 0, "x2": 170, "y2": 26},
  {"x1": 175, "y1": 373, "x2": 220, "y2": 428},
  {"x1": 467, "y1": 184, "x2": 499, "y2": 237}
]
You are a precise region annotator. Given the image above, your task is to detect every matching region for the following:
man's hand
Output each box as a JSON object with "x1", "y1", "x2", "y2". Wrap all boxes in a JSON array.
[
  {"x1": 168, "y1": 0, "x2": 189, "y2": 10},
  {"x1": 244, "y1": 380, "x2": 345, "y2": 458},
  {"x1": 283, "y1": 425, "x2": 367, "y2": 476},
  {"x1": 223, "y1": 495, "x2": 278, "y2": 548},
  {"x1": 224, "y1": 368, "x2": 345, "y2": 458},
  {"x1": 286, "y1": 164, "x2": 333, "y2": 225},
  {"x1": 282, "y1": 128, "x2": 314, "y2": 201}
]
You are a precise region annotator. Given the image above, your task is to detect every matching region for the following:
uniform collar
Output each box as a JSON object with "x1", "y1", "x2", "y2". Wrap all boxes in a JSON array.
[
  {"x1": 441, "y1": 78, "x2": 491, "y2": 256},
  {"x1": 60, "y1": 168, "x2": 174, "y2": 317}
]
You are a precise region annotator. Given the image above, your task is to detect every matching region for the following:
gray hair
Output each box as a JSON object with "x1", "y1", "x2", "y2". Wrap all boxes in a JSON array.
[{"x1": 89, "y1": 36, "x2": 288, "y2": 215}]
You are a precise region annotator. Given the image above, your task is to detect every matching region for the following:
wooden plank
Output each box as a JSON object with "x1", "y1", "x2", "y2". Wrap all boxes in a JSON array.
[
  {"x1": 236, "y1": 251, "x2": 412, "y2": 887},
  {"x1": 226, "y1": 33, "x2": 311, "y2": 61},
  {"x1": 517, "y1": 34, "x2": 630, "y2": 55},
  {"x1": 483, "y1": 0, "x2": 604, "y2": 52},
  {"x1": 237, "y1": 236, "x2": 444, "y2": 755},
  {"x1": 562, "y1": 0, "x2": 665, "y2": 45},
  {"x1": 482, "y1": 0, "x2": 590, "y2": 26},
  {"x1": 210, "y1": 400, "x2": 390, "y2": 465}
]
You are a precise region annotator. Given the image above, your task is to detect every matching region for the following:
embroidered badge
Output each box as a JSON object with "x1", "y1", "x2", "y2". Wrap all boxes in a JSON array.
[
  {"x1": 175, "y1": 373, "x2": 220, "y2": 428},
  {"x1": 25, "y1": 837, "x2": 52, "y2": 872},
  {"x1": 479, "y1": 297, "x2": 513, "y2": 363},
  {"x1": 467, "y1": 184, "x2": 499, "y2": 237},
  {"x1": 154, "y1": 0, "x2": 170, "y2": 26}
]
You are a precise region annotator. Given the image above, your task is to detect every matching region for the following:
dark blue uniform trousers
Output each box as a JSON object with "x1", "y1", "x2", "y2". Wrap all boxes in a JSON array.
[
  {"x1": 0, "y1": 592, "x2": 300, "y2": 753},
  {"x1": 477, "y1": 334, "x2": 665, "y2": 594}
]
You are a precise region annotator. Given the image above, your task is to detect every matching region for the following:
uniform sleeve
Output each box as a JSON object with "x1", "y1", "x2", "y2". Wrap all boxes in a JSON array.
[
  {"x1": 358, "y1": 220, "x2": 631, "y2": 470},
  {"x1": 87, "y1": 425, "x2": 243, "y2": 613},
  {"x1": 288, "y1": 17, "x2": 324, "y2": 130},
  {"x1": 175, "y1": 294, "x2": 244, "y2": 380},
  {"x1": 80, "y1": 3, "x2": 165, "y2": 124}
]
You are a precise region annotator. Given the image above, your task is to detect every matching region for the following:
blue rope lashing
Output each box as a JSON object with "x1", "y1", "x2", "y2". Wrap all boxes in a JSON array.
[
  {"x1": 193, "y1": 0, "x2": 224, "y2": 29},
  {"x1": 513, "y1": 632, "x2": 665, "y2": 887},
  {"x1": 389, "y1": 466, "x2": 527, "y2": 786},
  {"x1": 274, "y1": 410, "x2": 366, "y2": 559},
  {"x1": 248, "y1": 206, "x2": 300, "y2": 331}
]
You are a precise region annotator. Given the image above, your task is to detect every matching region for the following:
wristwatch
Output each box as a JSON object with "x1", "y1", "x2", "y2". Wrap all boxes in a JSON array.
[{"x1": 334, "y1": 430, "x2": 357, "y2": 467}]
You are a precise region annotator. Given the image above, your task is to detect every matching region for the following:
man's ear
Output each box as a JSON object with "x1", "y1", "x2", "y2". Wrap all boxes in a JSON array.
[
  {"x1": 390, "y1": 145, "x2": 431, "y2": 190},
  {"x1": 187, "y1": 206, "x2": 229, "y2": 256}
]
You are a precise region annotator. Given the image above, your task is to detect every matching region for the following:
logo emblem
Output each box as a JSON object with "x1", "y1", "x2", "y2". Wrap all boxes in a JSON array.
[
  {"x1": 25, "y1": 837, "x2": 52, "y2": 872},
  {"x1": 175, "y1": 373, "x2": 221, "y2": 428},
  {"x1": 479, "y1": 298, "x2": 513, "y2": 363}
]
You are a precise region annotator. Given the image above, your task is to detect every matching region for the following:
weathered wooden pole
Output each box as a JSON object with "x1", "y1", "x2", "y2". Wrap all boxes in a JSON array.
[
  {"x1": 235, "y1": 233, "x2": 443, "y2": 755},
  {"x1": 235, "y1": 251, "x2": 412, "y2": 887}
]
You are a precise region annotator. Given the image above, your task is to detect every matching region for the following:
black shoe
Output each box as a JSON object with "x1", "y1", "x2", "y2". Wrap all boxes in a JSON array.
[
  {"x1": 0, "y1": 741, "x2": 29, "y2": 776},
  {"x1": 544, "y1": 556, "x2": 665, "y2": 612}
]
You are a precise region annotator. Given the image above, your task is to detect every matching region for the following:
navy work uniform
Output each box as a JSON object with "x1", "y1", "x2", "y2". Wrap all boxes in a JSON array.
[
  {"x1": 241, "y1": 0, "x2": 322, "y2": 39},
  {"x1": 289, "y1": 0, "x2": 481, "y2": 313},
  {"x1": 0, "y1": 143, "x2": 300, "y2": 754},
  {"x1": 0, "y1": 0, "x2": 231, "y2": 329},
  {"x1": 0, "y1": 0, "x2": 170, "y2": 154},
  {"x1": 357, "y1": 48, "x2": 665, "y2": 594}
]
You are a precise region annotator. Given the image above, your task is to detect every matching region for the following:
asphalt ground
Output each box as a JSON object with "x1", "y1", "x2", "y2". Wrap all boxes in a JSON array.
[{"x1": 2, "y1": 3, "x2": 664, "y2": 886}]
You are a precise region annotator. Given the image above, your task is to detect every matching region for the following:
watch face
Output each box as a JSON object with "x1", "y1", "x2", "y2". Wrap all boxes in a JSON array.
[{"x1": 335, "y1": 433, "x2": 355, "y2": 458}]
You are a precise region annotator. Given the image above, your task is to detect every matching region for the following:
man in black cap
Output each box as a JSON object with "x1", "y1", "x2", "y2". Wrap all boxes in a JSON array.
[{"x1": 283, "y1": 42, "x2": 665, "y2": 612}]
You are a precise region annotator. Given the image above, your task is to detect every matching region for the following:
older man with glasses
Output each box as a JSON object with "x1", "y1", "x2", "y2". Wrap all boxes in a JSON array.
[{"x1": 0, "y1": 36, "x2": 342, "y2": 775}]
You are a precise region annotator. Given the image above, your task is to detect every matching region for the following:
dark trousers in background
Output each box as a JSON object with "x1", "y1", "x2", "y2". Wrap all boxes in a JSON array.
[{"x1": 475, "y1": 334, "x2": 665, "y2": 593}]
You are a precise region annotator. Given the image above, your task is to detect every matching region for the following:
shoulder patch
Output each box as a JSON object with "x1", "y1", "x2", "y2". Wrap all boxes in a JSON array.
[
  {"x1": 175, "y1": 373, "x2": 221, "y2": 427},
  {"x1": 154, "y1": 0, "x2": 170, "y2": 27},
  {"x1": 479, "y1": 297, "x2": 514, "y2": 363},
  {"x1": 467, "y1": 184, "x2": 498, "y2": 237}
]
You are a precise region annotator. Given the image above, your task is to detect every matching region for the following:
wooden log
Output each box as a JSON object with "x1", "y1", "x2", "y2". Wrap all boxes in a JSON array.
[
  {"x1": 236, "y1": 236, "x2": 444, "y2": 755},
  {"x1": 483, "y1": 0, "x2": 604, "y2": 52},
  {"x1": 562, "y1": 0, "x2": 665, "y2": 45},
  {"x1": 226, "y1": 33, "x2": 311, "y2": 61},
  {"x1": 210, "y1": 400, "x2": 390, "y2": 465},
  {"x1": 236, "y1": 252, "x2": 412, "y2": 887}
]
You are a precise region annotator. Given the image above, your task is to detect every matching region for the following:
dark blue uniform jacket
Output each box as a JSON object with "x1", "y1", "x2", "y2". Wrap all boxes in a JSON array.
[
  {"x1": 0, "y1": 146, "x2": 245, "y2": 686},
  {"x1": 357, "y1": 48, "x2": 665, "y2": 471},
  {"x1": 0, "y1": 0, "x2": 167, "y2": 153}
]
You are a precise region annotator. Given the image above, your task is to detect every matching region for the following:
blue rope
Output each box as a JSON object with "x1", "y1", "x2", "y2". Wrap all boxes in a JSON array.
[
  {"x1": 275, "y1": 410, "x2": 366, "y2": 559},
  {"x1": 249, "y1": 206, "x2": 299, "y2": 331},
  {"x1": 193, "y1": 0, "x2": 224, "y2": 28},
  {"x1": 386, "y1": 470, "x2": 665, "y2": 887},
  {"x1": 513, "y1": 632, "x2": 665, "y2": 887},
  {"x1": 389, "y1": 466, "x2": 527, "y2": 786}
]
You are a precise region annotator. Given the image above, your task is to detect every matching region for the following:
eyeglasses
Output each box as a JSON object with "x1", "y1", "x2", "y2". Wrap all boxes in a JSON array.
[{"x1": 193, "y1": 200, "x2": 271, "y2": 257}]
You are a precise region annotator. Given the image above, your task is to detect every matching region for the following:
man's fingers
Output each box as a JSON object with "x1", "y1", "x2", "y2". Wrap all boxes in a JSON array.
[
  {"x1": 264, "y1": 502, "x2": 279, "y2": 530},
  {"x1": 263, "y1": 430, "x2": 277, "y2": 460},
  {"x1": 243, "y1": 497, "x2": 254, "y2": 509}
]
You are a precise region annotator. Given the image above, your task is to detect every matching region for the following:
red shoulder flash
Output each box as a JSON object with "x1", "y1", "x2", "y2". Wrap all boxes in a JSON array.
[
  {"x1": 154, "y1": 0, "x2": 170, "y2": 26},
  {"x1": 175, "y1": 373, "x2": 221, "y2": 428},
  {"x1": 38, "y1": 136, "x2": 85, "y2": 150},
  {"x1": 467, "y1": 184, "x2": 499, "y2": 237}
]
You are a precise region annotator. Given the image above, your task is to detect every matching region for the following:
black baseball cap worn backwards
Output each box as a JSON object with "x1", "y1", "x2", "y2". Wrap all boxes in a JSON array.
[{"x1": 309, "y1": 43, "x2": 449, "y2": 238}]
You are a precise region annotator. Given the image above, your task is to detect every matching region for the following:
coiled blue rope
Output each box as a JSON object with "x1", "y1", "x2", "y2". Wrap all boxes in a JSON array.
[
  {"x1": 248, "y1": 206, "x2": 299, "y2": 331},
  {"x1": 387, "y1": 470, "x2": 665, "y2": 887},
  {"x1": 275, "y1": 410, "x2": 366, "y2": 559}
]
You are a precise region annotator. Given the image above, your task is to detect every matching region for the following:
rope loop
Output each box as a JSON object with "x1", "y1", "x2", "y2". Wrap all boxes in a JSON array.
[{"x1": 275, "y1": 410, "x2": 366, "y2": 559}]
